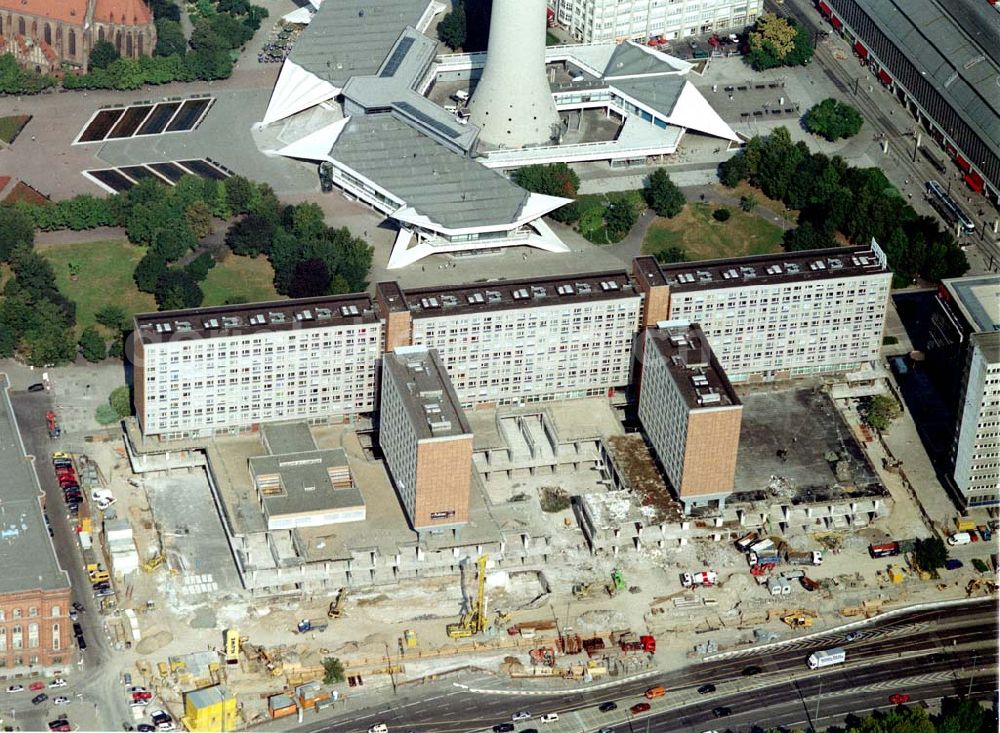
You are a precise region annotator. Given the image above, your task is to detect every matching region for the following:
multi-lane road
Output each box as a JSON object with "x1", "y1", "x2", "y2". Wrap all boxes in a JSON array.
[{"x1": 304, "y1": 600, "x2": 996, "y2": 733}]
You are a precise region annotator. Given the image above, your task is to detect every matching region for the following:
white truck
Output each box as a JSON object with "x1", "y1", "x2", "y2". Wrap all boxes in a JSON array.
[
  {"x1": 807, "y1": 647, "x2": 846, "y2": 669},
  {"x1": 947, "y1": 532, "x2": 971, "y2": 546},
  {"x1": 682, "y1": 570, "x2": 718, "y2": 587},
  {"x1": 786, "y1": 550, "x2": 824, "y2": 566}
]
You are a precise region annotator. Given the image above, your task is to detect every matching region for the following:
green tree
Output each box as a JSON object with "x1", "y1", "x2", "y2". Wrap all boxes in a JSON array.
[
  {"x1": 0, "y1": 205, "x2": 36, "y2": 261},
  {"x1": 643, "y1": 168, "x2": 685, "y2": 218},
  {"x1": 79, "y1": 326, "x2": 107, "y2": 362},
  {"x1": 783, "y1": 221, "x2": 836, "y2": 252},
  {"x1": 95, "y1": 304, "x2": 128, "y2": 332},
  {"x1": 226, "y1": 213, "x2": 276, "y2": 256},
  {"x1": 739, "y1": 194, "x2": 758, "y2": 212},
  {"x1": 937, "y1": 697, "x2": 989, "y2": 733},
  {"x1": 95, "y1": 404, "x2": 120, "y2": 425},
  {"x1": 21, "y1": 316, "x2": 77, "y2": 366},
  {"x1": 746, "y1": 14, "x2": 813, "y2": 71},
  {"x1": 604, "y1": 198, "x2": 637, "y2": 239},
  {"x1": 110, "y1": 385, "x2": 132, "y2": 418},
  {"x1": 654, "y1": 246, "x2": 688, "y2": 264},
  {"x1": 154, "y1": 18, "x2": 187, "y2": 57},
  {"x1": 134, "y1": 252, "x2": 169, "y2": 293},
  {"x1": 321, "y1": 657, "x2": 345, "y2": 685},
  {"x1": 805, "y1": 98, "x2": 864, "y2": 141},
  {"x1": 184, "y1": 252, "x2": 216, "y2": 282},
  {"x1": 860, "y1": 393, "x2": 901, "y2": 431},
  {"x1": 913, "y1": 537, "x2": 948, "y2": 573},
  {"x1": 712, "y1": 207, "x2": 731, "y2": 222},
  {"x1": 224, "y1": 175, "x2": 258, "y2": 215},
  {"x1": 288, "y1": 257, "x2": 331, "y2": 298},
  {"x1": 155, "y1": 269, "x2": 204, "y2": 310},
  {"x1": 89, "y1": 40, "x2": 120, "y2": 70},
  {"x1": 152, "y1": 225, "x2": 197, "y2": 262},
  {"x1": 438, "y1": 4, "x2": 466, "y2": 49},
  {"x1": 512, "y1": 163, "x2": 580, "y2": 223},
  {"x1": 185, "y1": 201, "x2": 214, "y2": 239}
]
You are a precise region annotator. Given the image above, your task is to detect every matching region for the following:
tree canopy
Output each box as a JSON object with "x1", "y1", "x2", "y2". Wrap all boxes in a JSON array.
[
  {"x1": 513, "y1": 163, "x2": 581, "y2": 223},
  {"x1": 913, "y1": 537, "x2": 948, "y2": 573},
  {"x1": 89, "y1": 40, "x2": 121, "y2": 70},
  {"x1": 805, "y1": 98, "x2": 864, "y2": 141},
  {"x1": 437, "y1": 2, "x2": 466, "y2": 50},
  {"x1": 860, "y1": 393, "x2": 902, "y2": 431},
  {"x1": 719, "y1": 126, "x2": 968, "y2": 285},
  {"x1": 746, "y1": 13, "x2": 813, "y2": 70},
  {"x1": 644, "y1": 168, "x2": 685, "y2": 218}
]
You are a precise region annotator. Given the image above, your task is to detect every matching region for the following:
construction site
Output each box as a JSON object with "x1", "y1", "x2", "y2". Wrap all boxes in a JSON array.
[{"x1": 61, "y1": 383, "x2": 997, "y2": 727}]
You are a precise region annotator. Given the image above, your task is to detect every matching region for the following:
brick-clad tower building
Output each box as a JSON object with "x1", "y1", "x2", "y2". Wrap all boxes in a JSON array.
[
  {"x1": 379, "y1": 346, "x2": 472, "y2": 536},
  {"x1": 637, "y1": 322, "x2": 742, "y2": 514}
]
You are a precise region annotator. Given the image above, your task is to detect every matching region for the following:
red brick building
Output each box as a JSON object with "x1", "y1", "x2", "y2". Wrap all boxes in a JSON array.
[
  {"x1": 0, "y1": 588, "x2": 72, "y2": 670},
  {"x1": 0, "y1": 0, "x2": 156, "y2": 73}
]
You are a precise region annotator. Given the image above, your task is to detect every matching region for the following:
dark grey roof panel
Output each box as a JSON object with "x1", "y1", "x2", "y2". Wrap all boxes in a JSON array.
[
  {"x1": 331, "y1": 114, "x2": 529, "y2": 229},
  {"x1": 289, "y1": 0, "x2": 431, "y2": 86},
  {"x1": 603, "y1": 43, "x2": 673, "y2": 78},
  {"x1": 609, "y1": 76, "x2": 685, "y2": 118}
]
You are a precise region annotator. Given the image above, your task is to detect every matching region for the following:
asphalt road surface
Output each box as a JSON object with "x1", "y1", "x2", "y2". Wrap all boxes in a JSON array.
[
  {"x1": 304, "y1": 600, "x2": 996, "y2": 733},
  {"x1": 10, "y1": 389, "x2": 132, "y2": 732}
]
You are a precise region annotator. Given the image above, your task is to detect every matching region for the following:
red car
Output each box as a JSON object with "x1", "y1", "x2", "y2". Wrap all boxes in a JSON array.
[
  {"x1": 29, "y1": 681, "x2": 46, "y2": 691},
  {"x1": 889, "y1": 693, "x2": 910, "y2": 705},
  {"x1": 48, "y1": 720, "x2": 71, "y2": 732},
  {"x1": 630, "y1": 702, "x2": 651, "y2": 714},
  {"x1": 131, "y1": 690, "x2": 153, "y2": 701}
]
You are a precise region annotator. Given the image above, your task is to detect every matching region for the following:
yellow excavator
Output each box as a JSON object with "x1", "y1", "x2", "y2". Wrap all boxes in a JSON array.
[{"x1": 447, "y1": 555, "x2": 488, "y2": 638}]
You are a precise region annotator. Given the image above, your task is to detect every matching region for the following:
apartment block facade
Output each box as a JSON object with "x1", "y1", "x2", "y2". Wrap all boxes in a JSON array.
[
  {"x1": 133, "y1": 296, "x2": 382, "y2": 439},
  {"x1": 132, "y1": 248, "x2": 890, "y2": 441},
  {"x1": 657, "y1": 243, "x2": 892, "y2": 383},
  {"x1": 379, "y1": 347, "x2": 473, "y2": 532},
  {"x1": 638, "y1": 322, "x2": 742, "y2": 512},
  {"x1": 937, "y1": 276, "x2": 1000, "y2": 508},
  {"x1": 377, "y1": 272, "x2": 642, "y2": 408},
  {"x1": 551, "y1": 0, "x2": 760, "y2": 44}
]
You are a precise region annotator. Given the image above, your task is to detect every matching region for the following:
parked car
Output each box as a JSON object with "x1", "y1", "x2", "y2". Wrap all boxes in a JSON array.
[
  {"x1": 6, "y1": 684, "x2": 24, "y2": 693},
  {"x1": 47, "y1": 720, "x2": 71, "y2": 732},
  {"x1": 712, "y1": 706, "x2": 732, "y2": 718},
  {"x1": 598, "y1": 701, "x2": 618, "y2": 712},
  {"x1": 137, "y1": 726, "x2": 155, "y2": 733},
  {"x1": 28, "y1": 383, "x2": 45, "y2": 392},
  {"x1": 72, "y1": 602, "x2": 84, "y2": 613},
  {"x1": 32, "y1": 692, "x2": 49, "y2": 705},
  {"x1": 129, "y1": 698, "x2": 150, "y2": 708},
  {"x1": 697, "y1": 683, "x2": 716, "y2": 694},
  {"x1": 511, "y1": 711, "x2": 531, "y2": 721},
  {"x1": 630, "y1": 702, "x2": 651, "y2": 714},
  {"x1": 131, "y1": 690, "x2": 153, "y2": 702},
  {"x1": 845, "y1": 631, "x2": 864, "y2": 642},
  {"x1": 741, "y1": 665, "x2": 762, "y2": 676},
  {"x1": 49, "y1": 679, "x2": 67, "y2": 688},
  {"x1": 540, "y1": 713, "x2": 559, "y2": 723},
  {"x1": 889, "y1": 693, "x2": 910, "y2": 705},
  {"x1": 150, "y1": 710, "x2": 171, "y2": 724},
  {"x1": 492, "y1": 725, "x2": 514, "y2": 733},
  {"x1": 29, "y1": 681, "x2": 46, "y2": 691},
  {"x1": 53, "y1": 696, "x2": 70, "y2": 705}
]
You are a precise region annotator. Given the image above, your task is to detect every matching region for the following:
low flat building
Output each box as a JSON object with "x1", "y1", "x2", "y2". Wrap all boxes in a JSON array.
[
  {"x1": 182, "y1": 684, "x2": 238, "y2": 732},
  {"x1": 379, "y1": 346, "x2": 473, "y2": 534},
  {"x1": 0, "y1": 376, "x2": 72, "y2": 672},
  {"x1": 638, "y1": 322, "x2": 742, "y2": 513},
  {"x1": 250, "y1": 423, "x2": 365, "y2": 529}
]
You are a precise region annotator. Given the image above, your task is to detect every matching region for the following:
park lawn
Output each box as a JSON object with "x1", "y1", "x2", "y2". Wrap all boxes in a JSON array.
[
  {"x1": 0, "y1": 115, "x2": 31, "y2": 144},
  {"x1": 642, "y1": 202, "x2": 785, "y2": 262},
  {"x1": 200, "y1": 253, "x2": 280, "y2": 306},
  {"x1": 40, "y1": 239, "x2": 155, "y2": 334}
]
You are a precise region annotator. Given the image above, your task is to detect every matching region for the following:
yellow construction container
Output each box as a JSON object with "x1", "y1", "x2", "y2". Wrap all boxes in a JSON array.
[
  {"x1": 157, "y1": 661, "x2": 169, "y2": 678},
  {"x1": 888, "y1": 566, "x2": 905, "y2": 583},
  {"x1": 181, "y1": 684, "x2": 238, "y2": 732},
  {"x1": 956, "y1": 518, "x2": 976, "y2": 532},
  {"x1": 403, "y1": 629, "x2": 417, "y2": 648}
]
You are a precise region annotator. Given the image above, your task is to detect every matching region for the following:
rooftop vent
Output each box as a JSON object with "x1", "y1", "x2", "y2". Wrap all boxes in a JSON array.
[
  {"x1": 512, "y1": 288, "x2": 530, "y2": 300},
  {"x1": 203, "y1": 318, "x2": 220, "y2": 329},
  {"x1": 340, "y1": 305, "x2": 361, "y2": 316},
  {"x1": 175, "y1": 321, "x2": 192, "y2": 332},
  {"x1": 576, "y1": 282, "x2": 592, "y2": 294},
  {"x1": 600, "y1": 280, "x2": 620, "y2": 291},
  {"x1": 315, "y1": 308, "x2": 332, "y2": 320},
  {"x1": 222, "y1": 316, "x2": 241, "y2": 328},
  {"x1": 467, "y1": 292, "x2": 486, "y2": 304},
  {"x1": 441, "y1": 295, "x2": 459, "y2": 307},
  {"x1": 269, "y1": 312, "x2": 288, "y2": 324},
  {"x1": 486, "y1": 290, "x2": 502, "y2": 304},
  {"x1": 531, "y1": 285, "x2": 547, "y2": 298}
]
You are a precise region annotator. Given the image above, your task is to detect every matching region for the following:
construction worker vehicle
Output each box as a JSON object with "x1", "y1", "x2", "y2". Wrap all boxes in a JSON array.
[
  {"x1": 296, "y1": 619, "x2": 328, "y2": 633},
  {"x1": 447, "y1": 555, "x2": 488, "y2": 638},
  {"x1": 327, "y1": 587, "x2": 348, "y2": 619}
]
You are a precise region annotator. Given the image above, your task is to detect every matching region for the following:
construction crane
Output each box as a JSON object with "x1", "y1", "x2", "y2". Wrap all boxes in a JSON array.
[{"x1": 447, "y1": 555, "x2": 488, "y2": 638}]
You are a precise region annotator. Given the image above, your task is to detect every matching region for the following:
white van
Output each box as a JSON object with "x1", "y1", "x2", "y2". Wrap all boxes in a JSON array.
[
  {"x1": 947, "y1": 532, "x2": 971, "y2": 546},
  {"x1": 368, "y1": 725, "x2": 388, "y2": 733},
  {"x1": 541, "y1": 713, "x2": 559, "y2": 723}
]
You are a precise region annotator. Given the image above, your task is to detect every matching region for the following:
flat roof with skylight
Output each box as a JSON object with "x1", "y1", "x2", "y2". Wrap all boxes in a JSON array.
[{"x1": 384, "y1": 347, "x2": 472, "y2": 441}]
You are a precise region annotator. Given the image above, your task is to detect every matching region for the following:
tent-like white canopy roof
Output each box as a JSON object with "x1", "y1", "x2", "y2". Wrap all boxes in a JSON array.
[{"x1": 262, "y1": 60, "x2": 341, "y2": 126}]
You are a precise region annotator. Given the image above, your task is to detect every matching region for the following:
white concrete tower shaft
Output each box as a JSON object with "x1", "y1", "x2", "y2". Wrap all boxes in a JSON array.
[{"x1": 469, "y1": 0, "x2": 561, "y2": 149}]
